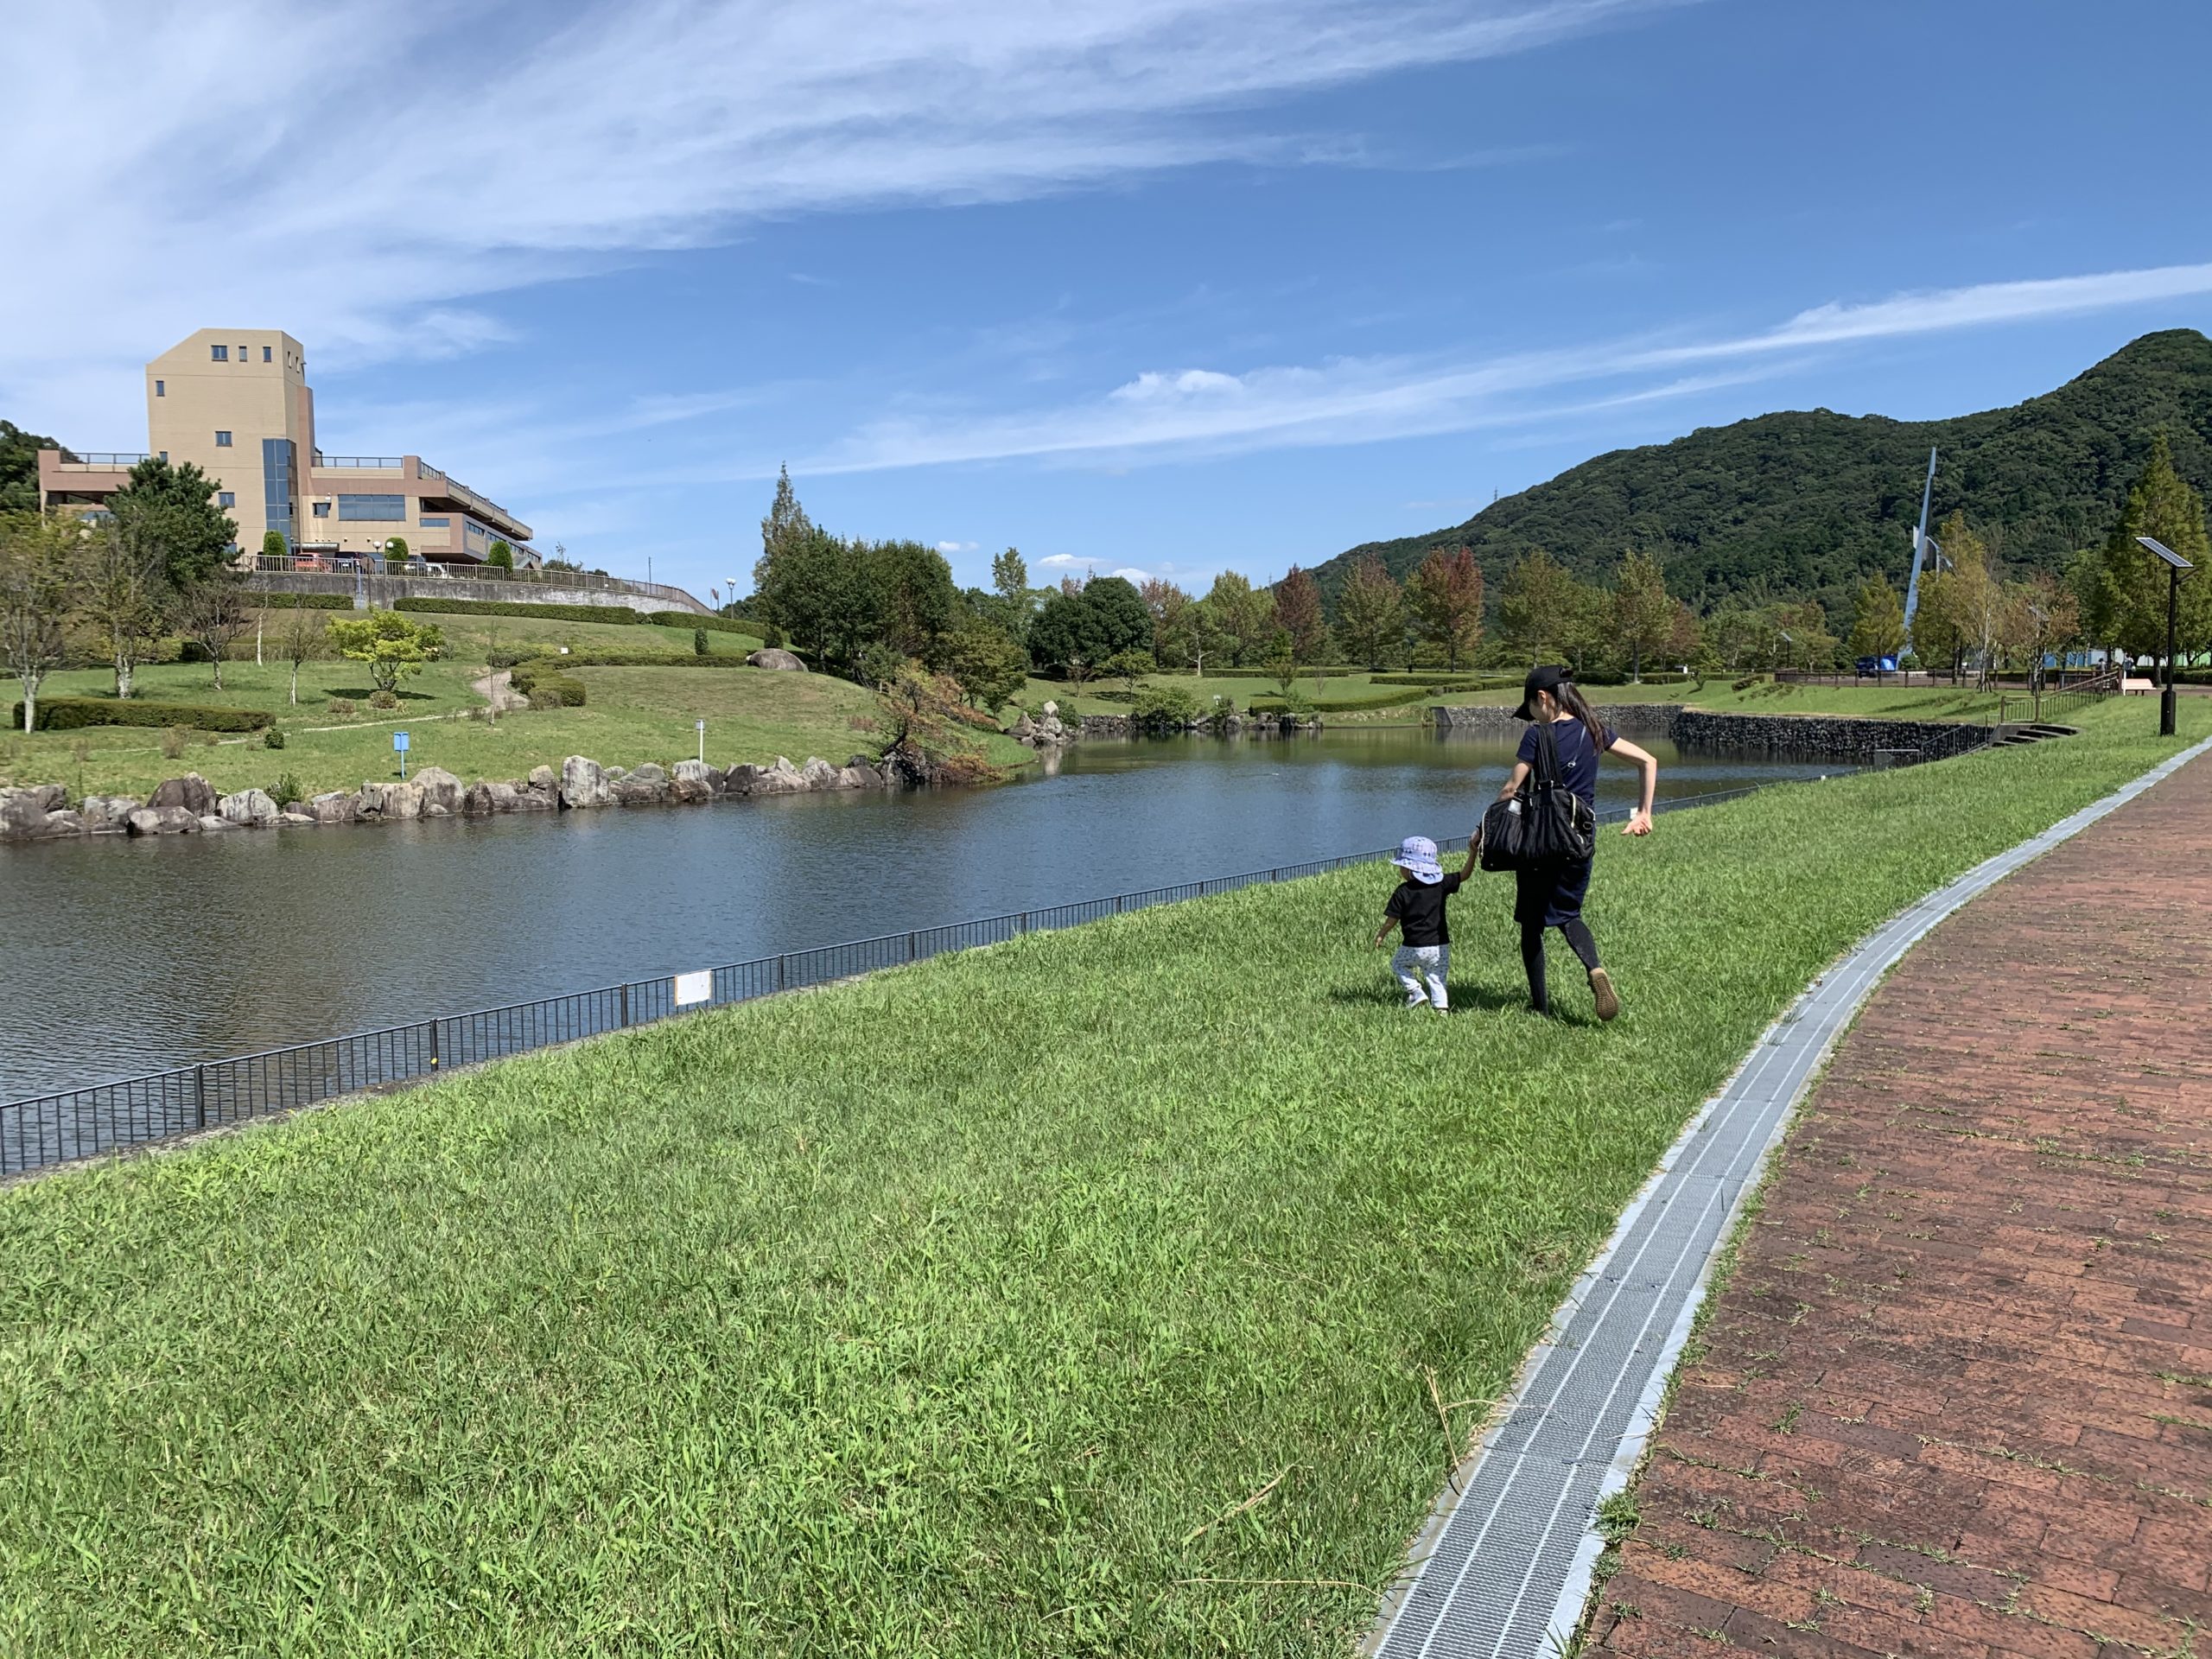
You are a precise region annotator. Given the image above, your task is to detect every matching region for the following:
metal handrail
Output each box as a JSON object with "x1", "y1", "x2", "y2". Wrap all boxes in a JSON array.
[{"x1": 0, "y1": 783, "x2": 1785, "y2": 1175}]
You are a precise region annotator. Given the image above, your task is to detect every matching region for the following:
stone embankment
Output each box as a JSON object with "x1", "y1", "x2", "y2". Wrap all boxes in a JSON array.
[
  {"x1": 1077, "y1": 710, "x2": 1323, "y2": 737},
  {"x1": 1432, "y1": 702, "x2": 1993, "y2": 763},
  {"x1": 0, "y1": 752, "x2": 893, "y2": 842}
]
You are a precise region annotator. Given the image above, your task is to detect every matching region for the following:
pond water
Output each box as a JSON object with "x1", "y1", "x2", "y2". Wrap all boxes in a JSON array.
[{"x1": 0, "y1": 730, "x2": 1840, "y2": 1100}]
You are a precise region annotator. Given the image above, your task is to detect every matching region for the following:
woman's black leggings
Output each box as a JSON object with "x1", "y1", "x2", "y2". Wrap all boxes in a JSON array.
[{"x1": 1522, "y1": 918, "x2": 1600, "y2": 1012}]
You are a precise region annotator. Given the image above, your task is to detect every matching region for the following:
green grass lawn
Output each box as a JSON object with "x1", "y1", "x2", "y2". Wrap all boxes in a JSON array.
[
  {"x1": 0, "y1": 653, "x2": 1007, "y2": 800},
  {"x1": 1, "y1": 698, "x2": 2198, "y2": 1656}
]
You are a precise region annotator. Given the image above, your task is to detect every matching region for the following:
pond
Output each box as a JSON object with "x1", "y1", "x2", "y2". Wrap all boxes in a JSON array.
[{"x1": 1, "y1": 729, "x2": 1842, "y2": 1100}]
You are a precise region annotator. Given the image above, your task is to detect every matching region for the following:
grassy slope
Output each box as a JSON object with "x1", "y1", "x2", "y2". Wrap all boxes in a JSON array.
[
  {"x1": 1, "y1": 700, "x2": 2198, "y2": 1656},
  {"x1": 0, "y1": 615, "x2": 1045, "y2": 795}
]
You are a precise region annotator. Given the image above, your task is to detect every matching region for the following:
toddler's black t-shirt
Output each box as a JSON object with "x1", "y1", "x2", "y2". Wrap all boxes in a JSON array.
[{"x1": 1385, "y1": 872, "x2": 1465, "y2": 947}]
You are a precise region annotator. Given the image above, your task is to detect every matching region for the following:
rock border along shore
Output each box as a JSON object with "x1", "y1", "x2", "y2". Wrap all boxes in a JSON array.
[{"x1": 0, "y1": 752, "x2": 893, "y2": 843}]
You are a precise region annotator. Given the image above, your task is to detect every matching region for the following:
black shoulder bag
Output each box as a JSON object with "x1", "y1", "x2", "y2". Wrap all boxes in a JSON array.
[{"x1": 1478, "y1": 719, "x2": 1597, "y2": 871}]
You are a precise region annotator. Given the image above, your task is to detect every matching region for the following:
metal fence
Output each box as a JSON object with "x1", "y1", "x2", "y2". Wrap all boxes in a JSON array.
[{"x1": 1, "y1": 785, "x2": 1773, "y2": 1178}]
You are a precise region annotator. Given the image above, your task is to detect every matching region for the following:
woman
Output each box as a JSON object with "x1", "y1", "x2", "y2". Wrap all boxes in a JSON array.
[{"x1": 1494, "y1": 664, "x2": 1657, "y2": 1020}]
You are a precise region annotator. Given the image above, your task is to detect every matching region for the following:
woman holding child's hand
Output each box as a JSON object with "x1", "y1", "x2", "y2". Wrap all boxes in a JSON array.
[{"x1": 1497, "y1": 666, "x2": 1658, "y2": 1020}]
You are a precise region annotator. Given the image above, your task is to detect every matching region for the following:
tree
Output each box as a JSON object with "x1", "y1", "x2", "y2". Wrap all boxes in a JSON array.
[
  {"x1": 1204, "y1": 571, "x2": 1275, "y2": 666},
  {"x1": 278, "y1": 598, "x2": 324, "y2": 705},
  {"x1": 1027, "y1": 575, "x2": 1151, "y2": 677},
  {"x1": 866, "y1": 539, "x2": 959, "y2": 664},
  {"x1": 78, "y1": 526, "x2": 167, "y2": 698},
  {"x1": 1, "y1": 421, "x2": 67, "y2": 515},
  {"x1": 1138, "y1": 576, "x2": 1192, "y2": 659},
  {"x1": 1912, "y1": 563, "x2": 1969, "y2": 681},
  {"x1": 1334, "y1": 555, "x2": 1405, "y2": 669},
  {"x1": 327, "y1": 611, "x2": 444, "y2": 696},
  {"x1": 1160, "y1": 595, "x2": 1229, "y2": 677},
  {"x1": 1607, "y1": 549, "x2": 1673, "y2": 681},
  {"x1": 754, "y1": 526, "x2": 881, "y2": 673},
  {"x1": 0, "y1": 513, "x2": 75, "y2": 732},
  {"x1": 1272, "y1": 565, "x2": 1330, "y2": 669},
  {"x1": 2097, "y1": 432, "x2": 2211, "y2": 662},
  {"x1": 1847, "y1": 575, "x2": 1905, "y2": 675},
  {"x1": 261, "y1": 530, "x2": 288, "y2": 562},
  {"x1": 761, "y1": 465, "x2": 815, "y2": 567},
  {"x1": 942, "y1": 625, "x2": 1029, "y2": 712},
  {"x1": 1406, "y1": 547, "x2": 1484, "y2": 670},
  {"x1": 109, "y1": 455, "x2": 236, "y2": 589},
  {"x1": 486, "y1": 539, "x2": 515, "y2": 570},
  {"x1": 175, "y1": 573, "x2": 251, "y2": 690},
  {"x1": 1664, "y1": 599, "x2": 1702, "y2": 673},
  {"x1": 1496, "y1": 550, "x2": 1583, "y2": 665},
  {"x1": 992, "y1": 546, "x2": 1027, "y2": 600},
  {"x1": 1102, "y1": 649, "x2": 1154, "y2": 691}
]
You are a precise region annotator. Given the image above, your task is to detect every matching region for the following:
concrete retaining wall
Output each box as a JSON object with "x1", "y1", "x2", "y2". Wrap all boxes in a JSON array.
[
  {"x1": 1433, "y1": 702, "x2": 1992, "y2": 764},
  {"x1": 245, "y1": 571, "x2": 709, "y2": 616}
]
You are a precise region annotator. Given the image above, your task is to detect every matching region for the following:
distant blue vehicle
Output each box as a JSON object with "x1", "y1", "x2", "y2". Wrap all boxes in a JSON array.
[{"x1": 1854, "y1": 655, "x2": 1898, "y2": 677}]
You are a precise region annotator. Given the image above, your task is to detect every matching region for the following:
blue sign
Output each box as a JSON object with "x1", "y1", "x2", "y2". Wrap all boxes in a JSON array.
[{"x1": 392, "y1": 731, "x2": 410, "y2": 752}]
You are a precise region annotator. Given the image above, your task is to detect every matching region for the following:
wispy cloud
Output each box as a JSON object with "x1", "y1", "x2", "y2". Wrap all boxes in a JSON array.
[
  {"x1": 1, "y1": 0, "x2": 1668, "y2": 437},
  {"x1": 788, "y1": 260, "x2": 2212, "y2": 474}
]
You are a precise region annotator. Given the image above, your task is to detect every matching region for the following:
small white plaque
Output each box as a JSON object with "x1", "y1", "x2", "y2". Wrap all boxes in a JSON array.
[{"x1": 673, "y1": 969, "x2": 713, "y2": 1007}]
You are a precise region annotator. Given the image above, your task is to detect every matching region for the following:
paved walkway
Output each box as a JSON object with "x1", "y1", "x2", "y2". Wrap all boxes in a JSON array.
[{"x1": 1588, "y1": 753, "x2": 2212, "y2": 1658}]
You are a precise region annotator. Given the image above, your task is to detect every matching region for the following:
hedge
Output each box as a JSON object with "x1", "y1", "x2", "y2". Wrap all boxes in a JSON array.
[
  {"x1": 396, "y1": 597, "x2": 646, "y2": 624},
  {"x1": 508, "y1": 663, "x2": 589, "y2": 707},
  {"x1": 644, "y1": 611, "x2": 755, "y2": 636},
  {"x1": 1246, "y1": 684, "x2": 1440, "y2": 715},
  {"x1": 248, "y1": 592, "x2": 356, "y2": 611},
  {"x1": 506, "y1": 650, "x2": 761, "y2": 671},
  {"x1": 20, "y1": 697, "x2": 275, "y2": 733}
]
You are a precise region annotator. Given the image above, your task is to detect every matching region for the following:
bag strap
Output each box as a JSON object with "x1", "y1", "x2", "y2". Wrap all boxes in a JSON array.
[{"x1": 1531, "y1": 717, "x2": 1566, "y2": 790}]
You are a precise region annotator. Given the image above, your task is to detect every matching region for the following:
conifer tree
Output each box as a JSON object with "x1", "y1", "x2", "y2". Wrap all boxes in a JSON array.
[
  {"x1": 1607, "y1": 549, "x2": 1672, "y2": 682},
  {"x1": 1333, "y1": 555, "x2": 1406, "y2": 669},
  {"x1": 2098, "y1": 433, "x2": 2211, "y2": 661}
]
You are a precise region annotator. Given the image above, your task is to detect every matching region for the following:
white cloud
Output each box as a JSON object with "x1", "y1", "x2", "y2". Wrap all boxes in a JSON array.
[
  {"x1": 1109, "y1": 567, "x2": 1154, "y2": 582},
  {"x1": 792, "y1": 260, "x2": 2212, "y2": 474},
  {"x1": 1, "y1": 0, "x2": 1669, "y2": 438},
  {"x1": 936, "y1": 540, "x2": 978, "y2": 553},
  {"x1": 1035, "y1": 554, "x2": 1089, "y2": 568}
]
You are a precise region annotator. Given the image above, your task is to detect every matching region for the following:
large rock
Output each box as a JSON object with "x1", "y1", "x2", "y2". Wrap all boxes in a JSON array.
[
  {"x1": 414, "y1": 766, "x2": 464, "y2": 816},
  {"x1": 308, "y1": 791, "x2": 357, "y2": 825},
  {"x1": 217, "y1": 787, "x2": 280, "y2": 827},
  {"x1": 509, "y1": 780, "x2": 554, "y2": 810},
  {"x1": 1007, "y1": 714, "x2": 1037, "y2": 741},
  {"x1": 279, "y1": 810, "x2": 316, "y2": 827},
  {"x1": 126, "y1": 805, "x2": 200, "y2": 836},
  {"x1": 800, "y1": 756, "x2": 842, "y2": 790},
  {"x1": 723, "y1": 763, "x2": 761, "y2": 797},
  {"x1": 527, "y1": 765, "x2": 556, "y2": 791},
  {"x1": 359, "y1": 780, "x2": 424, "y2": 820},
  {"x1": 560, "y1": 755, "x2": 613, "y2": 809},
  {"x1": 35, "y1": 809, "x2": 86, "y2": 838},
  {"x1": 0, "y1": 793, "x2": 54, "y2": 840},
  {"x1": 671, "y1": 759, "x2": 717, "y2": 804},
  {"x1": 838, "y1": 764, "x2": 880, "y2": 790},
  {"x1": 148, "y1": 773, "x2": 217, "y2": 816},
  {"x1": 198, "y1": 814, "x2": 238, "y2": 832},
  {"x1": 613, "y1": 763, "x2": 669, "y2": 805},
  {"x1": 754, "y1": 756, "x2": 808, "y2": 796},
  {"x1": 79, "y1": 794, "x2": 140, "y2": 833},
  {"x1": 747, "y1": 648, "x2": 807, "y2": 672},
  {"x1": 25, "y1": 782, "x2": 67, "y2": 813}
]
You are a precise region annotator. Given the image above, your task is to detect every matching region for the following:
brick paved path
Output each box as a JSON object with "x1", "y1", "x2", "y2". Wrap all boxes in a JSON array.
[{"x1": 1587, "y1": 753, "x2": 2212, "y2": 1659}]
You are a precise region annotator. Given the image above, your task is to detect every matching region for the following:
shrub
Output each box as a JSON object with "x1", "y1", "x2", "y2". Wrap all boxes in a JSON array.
[
  {"x1": 161, "y1": 726, "x2": 188, "y2": 760},
  {"x1": 17, "y1": 697, "x2": 275, "y2": 734},
  {"x1": 368, "y1": 690, "x2": 399, "y2": 711},
  {"x1": 270, "y1": 772, "x2": 306, "y2": 807},
  {"x1": 512, "y1": 649, "x2": 750, "y2": 671},
  {"x1": 384, "y1": 537, "x2": 409, "y2": 559},
  {"x1": 395, "y1": 597, "x2": 643, "y2": 624},
  {"x1": 327, "y1": 697, "x2": 356, "y2": 717},
  {"x1": 263, "y1": 728, "x2": 286, "y2": 749},
  {"x1": 508, "y1": 660, "x2": 589, "y2": 707},
  {"x1": 248, "y1": 591, "x2": 353, "y2": 611},
  {"x1": 486, "y1": 540, "x2": 515, "y2": 570},
  {"x1": 261, "y1": 531, "x2": 289, "y2": 559},
  {"x1": 1132, "y1": 683, "x2": 1203, "y2": 734},
  {"x1": 644, "y1": 611, "x2": 754, "y2": 636},
  {"x1": 693, "y1": 628, "x2": 709, "y2": 656},
  {"x1": 529, "y1": 687, "x2": 568, "y2": 710}
]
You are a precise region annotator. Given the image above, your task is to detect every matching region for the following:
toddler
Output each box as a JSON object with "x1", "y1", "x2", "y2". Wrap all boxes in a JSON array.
[{"x1": 1372, "y1": 834, "x2": 1477, "y2": 1012}]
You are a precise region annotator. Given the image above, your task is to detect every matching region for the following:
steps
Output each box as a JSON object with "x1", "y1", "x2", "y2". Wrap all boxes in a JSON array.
[{"x1": 1993, "y1": 721, "x2": 2081, "y2": 747}]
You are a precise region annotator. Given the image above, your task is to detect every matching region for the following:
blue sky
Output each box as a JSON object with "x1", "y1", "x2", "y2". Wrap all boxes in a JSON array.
[{"x1": 10, "y1": 0, "x2": 2212, "y2": 603}]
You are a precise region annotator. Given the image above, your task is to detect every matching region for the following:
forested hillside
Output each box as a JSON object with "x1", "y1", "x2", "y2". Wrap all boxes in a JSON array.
[{"x1": 1314, "y1": 329, "x2": 2212, "y2": 621}]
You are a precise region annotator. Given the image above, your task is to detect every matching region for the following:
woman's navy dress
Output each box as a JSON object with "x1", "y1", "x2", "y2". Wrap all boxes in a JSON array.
[{"x1": 1512, "y1": 719, "x2": 1615, "y2": 927}]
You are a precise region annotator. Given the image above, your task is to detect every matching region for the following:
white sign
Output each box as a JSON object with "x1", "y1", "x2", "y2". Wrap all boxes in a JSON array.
[{"x1": 673, "y1": 969, "x2": 713, "y2": 1007}]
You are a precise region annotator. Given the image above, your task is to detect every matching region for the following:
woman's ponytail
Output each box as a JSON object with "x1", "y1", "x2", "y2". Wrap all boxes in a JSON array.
[{"x1": 1554, "y1": 678, "x2": 1606, "y2": 747}]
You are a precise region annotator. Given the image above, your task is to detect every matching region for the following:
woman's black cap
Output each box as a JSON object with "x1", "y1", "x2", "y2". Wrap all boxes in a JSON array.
[{"x1": 1514, "y1": 664, "x2": 1569, "y2": 721}]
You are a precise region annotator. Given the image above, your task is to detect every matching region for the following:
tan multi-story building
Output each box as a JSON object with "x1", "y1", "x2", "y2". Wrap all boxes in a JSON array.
[{"x1": 38, "y1": 328, "x2": 537, "y2": 568}]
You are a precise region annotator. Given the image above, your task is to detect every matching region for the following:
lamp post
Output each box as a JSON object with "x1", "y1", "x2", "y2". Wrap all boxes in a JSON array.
[{"x1": 2138, "y1": 536, "x2": 2195, "y2": 739}]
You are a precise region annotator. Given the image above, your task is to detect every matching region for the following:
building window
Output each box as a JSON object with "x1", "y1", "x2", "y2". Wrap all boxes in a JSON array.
[
  {"x1": 155, "y1": 379, "x2": 165, "y2": 397},
  {"x1": 215, "y1": 430, "x2": 232, "y2": 447},
  {"x1": 217, "y1": 492, "x2": 236, "y2": 508},
  {"x1": 237, "y1": 346, "x2": 248, "y2": 361},
  {"x1": 263, "y1": 346, "x2": 272, "y2": 362},
  {"x1": 158, "y1": 451, "x2": 168, "y2": 461},
  {"x1": 312, "y1": 501, "x2": 331, "y2": 518},
  {"x1": 417, "y1": 516, "x2": 450, "y2": 528},
  {"x1": 336, "y1": 493, "x2": 406, "y2": 521},
  {"x1": 211, "y1": 345, "x2": 228, "y2": 362}
]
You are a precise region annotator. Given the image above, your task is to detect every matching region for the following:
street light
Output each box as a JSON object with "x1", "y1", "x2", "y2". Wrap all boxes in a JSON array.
[{"x1": 2137, "y1": 535, "x2": 2194, "y2": 738}]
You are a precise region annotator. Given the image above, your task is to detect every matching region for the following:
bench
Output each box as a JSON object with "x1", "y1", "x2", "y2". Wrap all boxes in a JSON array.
[{"x1": 2122, "y1": 677, "x2": 2158, "y2": 696}]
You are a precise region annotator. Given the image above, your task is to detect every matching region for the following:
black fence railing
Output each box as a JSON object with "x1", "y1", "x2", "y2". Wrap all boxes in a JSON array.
[{"x1": 0, "y1": 785, "x2": 1776, "y2": 1179}]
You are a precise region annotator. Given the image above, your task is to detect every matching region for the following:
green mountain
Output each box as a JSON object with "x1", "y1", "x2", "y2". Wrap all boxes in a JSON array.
[{"x1": 1314, "y1": 329, "x2": 2212, "y2": 621}]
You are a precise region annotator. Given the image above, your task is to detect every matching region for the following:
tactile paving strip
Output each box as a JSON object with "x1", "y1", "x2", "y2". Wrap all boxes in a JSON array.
[{"x1": 1368, "y1": 733, "x2": 2212, "y2": 1659}]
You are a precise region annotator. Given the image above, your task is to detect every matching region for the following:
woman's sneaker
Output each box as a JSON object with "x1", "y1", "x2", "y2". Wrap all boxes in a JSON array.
[{"x1": 1589, "y1": 969, "x2": 1620, "y2": 1022}]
